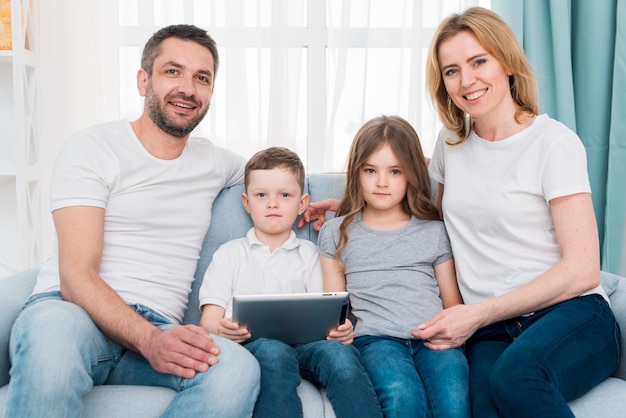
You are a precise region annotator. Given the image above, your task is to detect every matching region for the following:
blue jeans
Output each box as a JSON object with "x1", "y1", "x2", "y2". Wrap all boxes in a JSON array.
[
  {"x1": 354, "y1": 335, "x2": 470, "y2": 418},
  {"x1": 6, "y1": 292, "x2": 260, "y2": 418},
  {"x1": 244, "y1": 338, "x2": 382, "y2": 418},
  {"x1": 467, "y1": 294, "x2": 621, "y2": 418}
]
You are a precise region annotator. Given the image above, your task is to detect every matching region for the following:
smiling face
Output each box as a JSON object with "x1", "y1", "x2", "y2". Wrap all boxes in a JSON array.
[
  {"x1": 359, "y1": 144, "x2": 408, "y2": 216},
  {"x1": 139, "y1": 37, "x2": 215, "y2": 138},
  {"x1": 438, "y1": 30, "x2": 516, "y2": 124},
  {"x1": 242, "y1": 167, "x2": 309, "y2": 245}
]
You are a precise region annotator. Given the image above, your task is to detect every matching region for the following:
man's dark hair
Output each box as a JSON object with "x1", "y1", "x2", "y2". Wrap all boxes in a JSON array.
[{"x1": 141, "y1": 24, "x2": 219, "y2": 77}]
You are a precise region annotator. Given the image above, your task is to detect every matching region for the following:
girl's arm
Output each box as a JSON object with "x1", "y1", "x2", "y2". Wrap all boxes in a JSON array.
[
  {"x1": 434, "y1": 258, "x2": 463, "y2": 308},
  {"x1": 320, "y1": 254, "x2": 353, "y2": 343},
  {"x1": 320, "y1": 255, "x2": 347, "y2": 292},
  {"x1": 200, "y1": 304, "x2": 251, "y2": 344}
]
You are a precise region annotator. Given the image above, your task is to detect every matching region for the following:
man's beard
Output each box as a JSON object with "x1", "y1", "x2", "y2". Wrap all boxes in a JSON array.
[{"x1": 145, "y1": 83, "x2": 209, "y2": 138}]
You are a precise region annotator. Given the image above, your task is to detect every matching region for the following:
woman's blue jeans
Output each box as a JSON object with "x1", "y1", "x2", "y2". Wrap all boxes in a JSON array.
[
  {"x1": 6, "y1": 292, "x2": 260, "y2": 418},
  {"x1": 467, "y1": 294, "x2": 621, "y2": 418},
  {"x1": 353, "y1": 335, "x2": 470, "y2": 418},
  {"x1": 244, "y1": 337, "x2": 382, "y2": 418}
]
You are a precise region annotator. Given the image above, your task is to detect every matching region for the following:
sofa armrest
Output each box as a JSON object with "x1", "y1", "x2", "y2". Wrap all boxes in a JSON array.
[{"x1": 0, "y1": 268, "x2": 38, "y2": 386}]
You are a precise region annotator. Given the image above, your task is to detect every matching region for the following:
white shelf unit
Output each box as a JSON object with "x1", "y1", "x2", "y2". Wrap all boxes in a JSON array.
[{"x1": 0, "y1": 0, "x2": 41, "y2": 277}]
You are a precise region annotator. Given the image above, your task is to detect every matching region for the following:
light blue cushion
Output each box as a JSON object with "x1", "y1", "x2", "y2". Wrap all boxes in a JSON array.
[{"x1": 601, "y1": 270, "x2": 621, "y2": 296}]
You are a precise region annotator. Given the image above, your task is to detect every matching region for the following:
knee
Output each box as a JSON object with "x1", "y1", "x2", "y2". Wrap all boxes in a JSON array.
[
  {"x1": 11, "y1": 300, "x2": 93, "y2": 369},
  {"x1": 212, "y1": 335, "x2": 261, "y2": 385},
  {"x1": 489, "y1": 355, "x2": 531, "y2": 404},
  {"x1": 380, "y1": 379, "x2": 426, "y2": 411}
]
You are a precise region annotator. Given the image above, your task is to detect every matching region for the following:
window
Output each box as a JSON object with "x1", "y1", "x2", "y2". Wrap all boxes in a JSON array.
[{"x1": 111, "y1": 0, "x2": 491, "y2": 172}]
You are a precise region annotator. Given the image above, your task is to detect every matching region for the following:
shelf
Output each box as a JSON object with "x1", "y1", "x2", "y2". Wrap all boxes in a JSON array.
[{"x1": 0, "y1": 50, "x2": 12, "y2": 64}]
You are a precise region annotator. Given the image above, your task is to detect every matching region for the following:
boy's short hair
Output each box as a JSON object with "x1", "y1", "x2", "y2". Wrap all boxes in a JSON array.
[{"x1": 244, "y1": 147, "x2": 306, "y2": 192}]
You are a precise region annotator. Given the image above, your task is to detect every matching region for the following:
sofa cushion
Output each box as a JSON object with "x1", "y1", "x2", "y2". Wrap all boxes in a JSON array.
[{"x1": 601, "y1": 270, "x2": 621, "y2": 296}]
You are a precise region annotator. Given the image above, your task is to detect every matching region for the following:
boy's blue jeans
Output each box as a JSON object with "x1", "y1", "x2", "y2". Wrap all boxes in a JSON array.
[
  {"x1": 6, "y1": 292, "x2": 260, "y2": 418},
  {"x1": 244, "y1": 337, "x2": 382, "y2": 418},
  {"x1": 467, "y1": 294, "x2": 621, "y2": 418},
  {"x1": 353, "y1": 335, "x2": 470, "y2": 418}
]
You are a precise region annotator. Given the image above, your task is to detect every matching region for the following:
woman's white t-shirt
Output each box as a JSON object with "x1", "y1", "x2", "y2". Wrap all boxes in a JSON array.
[{"x1": 428, "y1": 114, "x2": 607, "y2": 305}]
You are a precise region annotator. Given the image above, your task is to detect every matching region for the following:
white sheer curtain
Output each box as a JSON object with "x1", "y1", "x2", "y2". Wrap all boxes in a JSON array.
[
  {"x1": 36, "y1": 0, "x2": 489, "y2": 255},
  {"x1": 108, "y1": 0, "x2": 490, "y2": 172}
]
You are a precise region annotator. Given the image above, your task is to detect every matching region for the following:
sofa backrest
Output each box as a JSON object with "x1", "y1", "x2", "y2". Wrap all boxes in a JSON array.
[{"x1": 183, "y1": 173, "x2": 347, "y2": 325}]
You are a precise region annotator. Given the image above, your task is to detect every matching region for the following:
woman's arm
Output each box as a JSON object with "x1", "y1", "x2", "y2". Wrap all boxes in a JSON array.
[{"x1": 413, "y1": 192, "x2": 600, "y2": 349}]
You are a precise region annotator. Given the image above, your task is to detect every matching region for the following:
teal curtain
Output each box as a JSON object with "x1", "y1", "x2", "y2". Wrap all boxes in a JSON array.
[{"x1": 491, "y1": 0, "x2": 626, "y2": 275}]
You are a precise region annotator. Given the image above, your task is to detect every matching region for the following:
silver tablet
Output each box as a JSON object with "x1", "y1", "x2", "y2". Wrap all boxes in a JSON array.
[{"x1": 232, "y1": 292, "x2": 350, "y2": 345}]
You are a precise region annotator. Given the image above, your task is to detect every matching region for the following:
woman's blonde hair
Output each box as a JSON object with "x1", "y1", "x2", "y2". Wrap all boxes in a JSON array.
[
  {"x1": 426, "y1": 7, "x2": 539, "y2": 144},
  {"x1": 333, "y1": 115, "x2": 440, "y2": 270}
]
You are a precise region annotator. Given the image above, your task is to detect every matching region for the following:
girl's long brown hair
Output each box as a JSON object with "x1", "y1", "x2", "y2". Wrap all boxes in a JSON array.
[{"x1": 333, "y1": 115, "x2": 440, "y2": 270}]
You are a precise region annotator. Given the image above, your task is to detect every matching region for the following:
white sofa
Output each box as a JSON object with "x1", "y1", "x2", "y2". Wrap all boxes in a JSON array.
[{"x1": 1, "y1": 173, "x2": 625, "y2": 417}]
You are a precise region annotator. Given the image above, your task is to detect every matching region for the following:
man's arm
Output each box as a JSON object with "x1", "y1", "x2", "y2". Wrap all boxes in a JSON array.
[{"x1": 55, "y1": 206, "x2": 219, "y2": 378}]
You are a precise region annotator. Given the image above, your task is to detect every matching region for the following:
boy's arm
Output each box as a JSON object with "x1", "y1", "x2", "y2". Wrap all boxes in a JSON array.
[
  {"x1": 434, "y1": 258, "x2": 464, "y2": 308},
  {"x1": 200, "y1": 304, "x2": 251, "y2": 344}
]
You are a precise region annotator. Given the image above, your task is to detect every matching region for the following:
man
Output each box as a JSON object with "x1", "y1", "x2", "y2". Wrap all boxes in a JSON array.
[{"x1": 6, "y1": 25, "x2": 259, "y2": 418}]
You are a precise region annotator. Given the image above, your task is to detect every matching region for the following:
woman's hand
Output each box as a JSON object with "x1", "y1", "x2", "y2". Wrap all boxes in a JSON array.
[
  {"x1": 298, "y1": 198, "x2": 340, "y2": 230},
  {"x1": 411, "y1": 304, "x2": 484, "y2": 350},
  {"x1": 327, "y1": 318, "x2": 354, "y2": 345}
]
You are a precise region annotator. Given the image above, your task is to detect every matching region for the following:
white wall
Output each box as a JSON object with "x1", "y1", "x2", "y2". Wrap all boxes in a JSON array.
[{"x1": 37, "y1": 0, "x2": 115, "y2": 258}]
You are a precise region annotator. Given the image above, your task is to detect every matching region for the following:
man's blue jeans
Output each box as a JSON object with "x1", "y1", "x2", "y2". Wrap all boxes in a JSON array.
[
  {"x1": 354, "y1": 335, "x2": 470, "y2": 418},
  {"x1": 467, "y1": 294, "x2": 621, "y2": 418},
  {"x1": 6, "y1": 292, "x2": 261, "y2": 418},
  {"x1": 244, "y1": 338, "x2": 382, "y2": 418}
]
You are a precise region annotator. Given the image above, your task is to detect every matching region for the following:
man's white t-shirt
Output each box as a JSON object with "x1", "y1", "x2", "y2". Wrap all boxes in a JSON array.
[
  {"x1": 428, "y1": 114, "x2": 608, "y2": 305},
  {"x1": 198, "y1": 228, "x2": 323, "y2": 318},
  {"x1": 34, "y1": 120, "x2": 246, "y2": 323}
]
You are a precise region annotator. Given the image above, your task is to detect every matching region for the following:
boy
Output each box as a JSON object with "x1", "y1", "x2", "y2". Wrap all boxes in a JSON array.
[{"x1": 199, "y1": 146, "x2": 382, "y2": 418}]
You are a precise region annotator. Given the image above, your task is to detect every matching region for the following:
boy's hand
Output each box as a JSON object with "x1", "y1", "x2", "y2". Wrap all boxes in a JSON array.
[
  {"x1": 216, "y1": 317, "x2": 251, "y2": 343},
  {"x1": 327, "y1": 318, "x2": 354, "y2": 345}
]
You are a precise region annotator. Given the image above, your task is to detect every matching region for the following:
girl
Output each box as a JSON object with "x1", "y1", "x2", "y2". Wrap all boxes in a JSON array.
[{"x1": 318, "y1": 115, "x2": 470, "y2": 418}]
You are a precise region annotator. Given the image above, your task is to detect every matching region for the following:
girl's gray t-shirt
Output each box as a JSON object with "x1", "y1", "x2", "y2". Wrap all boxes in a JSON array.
[{"x1": 318, "y1": 213, "x2": 452, "y2": 339}]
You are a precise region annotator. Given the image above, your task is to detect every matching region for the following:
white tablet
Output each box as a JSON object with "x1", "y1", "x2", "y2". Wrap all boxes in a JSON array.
[{"x1": 232, "y1": 292, "x2": 350, "y2": 345}]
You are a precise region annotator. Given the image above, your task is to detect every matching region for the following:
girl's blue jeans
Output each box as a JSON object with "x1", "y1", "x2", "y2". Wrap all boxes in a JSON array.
[
  {"x1": 244, "y1": 337, "x2": 382, "y2": 418},
  {"x1": 6, "y1": 292, "x2": 260, "y2": 418},
  {"x1": 467, "y1": 294, "x2": 621, "y2": 418},
  {"x1": 353, "y1": 335, "x2": 470, "y2": 418}
]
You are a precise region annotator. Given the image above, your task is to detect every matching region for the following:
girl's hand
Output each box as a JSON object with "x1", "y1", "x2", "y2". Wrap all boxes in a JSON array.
[
  {"x1": 327, "y1": 318, "x2": 354, "y2": 344},
  {"x1": 217, "y1": 317, "x2": 251, "y2": 343},
  {"x1": 411, "y1": 304, "x2": 483, "y2": 350}
]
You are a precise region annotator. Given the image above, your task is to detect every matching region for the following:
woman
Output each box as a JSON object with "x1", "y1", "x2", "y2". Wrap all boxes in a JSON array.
[
  {"x1": 300, "y1": 6, "x2": 621, "y2": 418},
  {"x1": 414, "y1": 7, "x2": 620, "y2": 417}
]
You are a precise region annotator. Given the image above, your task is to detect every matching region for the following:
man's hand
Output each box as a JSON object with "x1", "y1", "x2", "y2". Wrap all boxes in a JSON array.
[
  {"x1": 298, "y1": 198, "x2": 340, "y2": 230},
  {"x1": 327, "y1": 318, "x2": 354, "y2": 345},
  {"x1": 142, "y1": 324, "x2": 221, "y2": 379}
]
